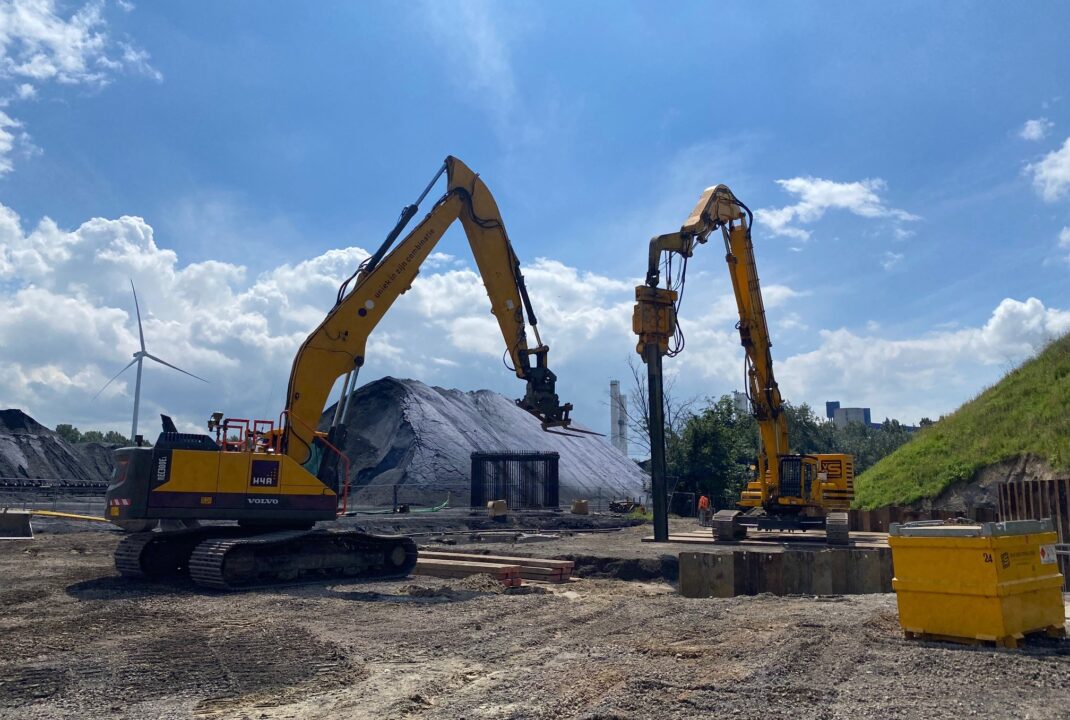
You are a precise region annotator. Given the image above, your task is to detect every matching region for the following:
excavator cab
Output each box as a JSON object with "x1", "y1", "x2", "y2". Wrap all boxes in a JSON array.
[{"x1": 776, "y1": 455, "x2": 818, "y2": 502}]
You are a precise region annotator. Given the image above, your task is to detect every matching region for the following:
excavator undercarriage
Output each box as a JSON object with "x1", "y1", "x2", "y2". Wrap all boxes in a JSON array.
[
  {"x1": 115, "y1": 525, "x2": 417, "y2": 591},
  {"x1": 711, "y1": 508, "x2": 851, "y2": 545}
]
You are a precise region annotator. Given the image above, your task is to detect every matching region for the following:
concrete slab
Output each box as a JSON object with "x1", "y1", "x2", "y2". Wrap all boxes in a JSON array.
[
  {"x1": 679, "y1": 545, "x2": 892, "y2": 598},
  {"x1": 643, "y1": 530, "x2": 889, "y2": 549},
  {"x1": 679, "y1": 551, "x2": 743, "y2": 598}
]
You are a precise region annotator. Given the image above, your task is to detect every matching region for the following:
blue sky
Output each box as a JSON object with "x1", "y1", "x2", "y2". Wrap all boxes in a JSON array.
[{"x1": 1, "y1": 1, "x2": 1069, "y2": 448}]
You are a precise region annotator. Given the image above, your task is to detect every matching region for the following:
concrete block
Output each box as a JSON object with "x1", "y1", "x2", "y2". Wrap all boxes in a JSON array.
[
  {"x1": 487, "y1": 500, "x2": 508, "y2": 517},
  {"x1": 877, "y1": 547, "x2": 894, "y2": 592},
  {"x1": 846, "y1": 549, "x2": 883, "y2": 594},
  {"x1": 812, "y1": 549, "x2": 849, "y2": 595},
  {"x1": 570, "y1": 499, "x2": 589, "y2": 515},
  {"x1": 679, "y1": 551, "x2": 744, "y2": 598},
  {"x1": 753, "y1": 552, "x2": 785, "y2": 595},
  {"x1": 781, "y1": 550, "x2": 813, "y2": 594}
]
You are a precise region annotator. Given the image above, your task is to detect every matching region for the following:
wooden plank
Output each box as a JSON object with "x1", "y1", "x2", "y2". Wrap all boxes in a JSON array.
[
  {"x1": 416, "y1": 558, "x2": 521, "y2": 572},
  {"x1": 415, "y1": 559, "x2": 521, "y2": 577},
  {"x1": 419, "y1": 551, "x2": 573, "y2": 571}
]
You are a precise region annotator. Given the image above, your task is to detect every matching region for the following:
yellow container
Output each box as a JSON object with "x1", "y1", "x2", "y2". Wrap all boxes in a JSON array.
[{"x1": 888, "y1": 519, "x2": 1065, "y2": 647}]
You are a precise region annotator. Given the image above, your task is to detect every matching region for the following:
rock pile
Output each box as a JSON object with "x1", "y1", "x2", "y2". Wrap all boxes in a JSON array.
[
  {"x1": 325, "y1": 377, "x2": 647, "y2": 507},
  {"x1": 0, "y1": 410, "x2": 114, "y2": 485}
]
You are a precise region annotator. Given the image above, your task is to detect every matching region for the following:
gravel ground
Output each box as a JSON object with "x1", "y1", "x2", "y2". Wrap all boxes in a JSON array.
[{"x1": 1, "y1": 530, "x2": 1068, "y2": 720}]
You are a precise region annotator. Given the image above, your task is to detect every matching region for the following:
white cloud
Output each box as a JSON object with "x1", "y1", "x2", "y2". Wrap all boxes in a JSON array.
[
  {"x1": 0, "y1": 0, "x2": 159, "y2": 173},
  {"x1": 758, "y1": 176, "x2": 918, "y2": 240},
  {"x1": 0, "y1": 109, "x2": 18, "y2": 173},
  {"x1": 0, "y1": 202, "x2": 648, "y2": 434},
  {"x1": 1058, "y1": 226, "x2": 1070, "y2": 265},
  {"x1": 0, "y1": 0, "x2": 159, "y2": 84},
  {"x1": 1027, "y1": 137, "x2": 1070, "y2": 202},
  {"x1": 773, "y1": 298, "x2": 1070, "y2": 423},
  {"x1": 1019, "y1": 118, "x2": 1054, "y2": 142},
  {"x1": 1, "y1": 200, "x2": 1066, "y2": 437},
  {"x1": 881, "y1": 251, "x2": 904, "y2": 270},
  {"x1": 419, "y1": 0, "x2": 516, "y2": 139}
]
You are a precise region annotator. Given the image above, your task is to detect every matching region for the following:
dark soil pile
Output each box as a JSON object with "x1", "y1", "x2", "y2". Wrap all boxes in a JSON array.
[
  {"x1": 0, "y1": 410, "x2": 110, "y2": 485},
  {"x1": 325, "y1": 377, "x2": 646, "y2": 507}
]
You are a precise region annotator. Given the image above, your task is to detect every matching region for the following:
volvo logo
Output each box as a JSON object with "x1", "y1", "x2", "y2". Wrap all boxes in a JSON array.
[{"x1": 246, "y1": 497, "x2": 279, "y2": 505}]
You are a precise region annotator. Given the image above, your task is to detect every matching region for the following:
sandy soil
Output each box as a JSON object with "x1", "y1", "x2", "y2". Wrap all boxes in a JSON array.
[{"x1": 1, "y1": 530, "x2": 1068, "y2": 720}]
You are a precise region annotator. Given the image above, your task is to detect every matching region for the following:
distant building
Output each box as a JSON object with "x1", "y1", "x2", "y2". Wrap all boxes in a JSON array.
[
  {"x1": 825, "y1": 401, "x2": 840, "y2": 420},
  {"x1": 825, "y1": 400, "x2": 919, "y2": 432},
  {"x1": 832, "y1": 406, "x2": 871, "y2": 428},
  {"x1": 732, "y1": 391, "x2": 749, "y2": 415},
  {"x1": 609, "y1": 380, "x2": 629, "y2": 456}
]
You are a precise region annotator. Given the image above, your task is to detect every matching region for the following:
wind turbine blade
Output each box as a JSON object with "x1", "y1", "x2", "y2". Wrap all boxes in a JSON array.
[
  {"x1": 92, "y1": 357, "x2": 139, "y2": 400},
  {"x1": 130, "y1": 278, "x2": 145, "y2": 352},
  {"x1": 144, "y1": 353, "x2": 209, "y2": 383}
]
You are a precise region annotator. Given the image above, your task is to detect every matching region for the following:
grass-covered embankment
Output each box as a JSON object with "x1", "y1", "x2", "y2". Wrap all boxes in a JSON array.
[{"x1": 853, "y1": 332, "x2": 1070, "y2": 509}]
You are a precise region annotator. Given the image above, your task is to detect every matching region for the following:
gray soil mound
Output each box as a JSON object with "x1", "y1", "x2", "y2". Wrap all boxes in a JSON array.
[
  {"x1": 325, "y1": 377, "x2": 646, "y2": 507},
  {"x1": 0, "y1": 410, "x2": 111, "y2": 485}
]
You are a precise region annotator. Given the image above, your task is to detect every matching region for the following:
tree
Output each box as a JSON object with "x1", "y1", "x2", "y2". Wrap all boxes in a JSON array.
[
  {"x1": 670, "y1": 395, "x2": 758, "y2": 506},
  {"x1": 783, "y1": 402, "x2": 835, "y2": 454},
  {"x1": 80, "y1": 430, "x2": 105, "y2": 443},
  {"x1": 666, "y1": 395, "x2": 918, "y2": 508},
  {"x1": 102, "y1": 431, "x2": 131, "y2": 445},
  {"x1": 55, "y1": 424, "x2": 82, "y2": 443},
  {"x1": 625, "y1": 355, "x2": 696, "y2": 461}
]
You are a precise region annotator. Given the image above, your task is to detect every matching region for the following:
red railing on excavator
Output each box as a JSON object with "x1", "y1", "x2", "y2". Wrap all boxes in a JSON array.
[{"x1": 276, "y1": 410, "x2": 351, "y2": 516}]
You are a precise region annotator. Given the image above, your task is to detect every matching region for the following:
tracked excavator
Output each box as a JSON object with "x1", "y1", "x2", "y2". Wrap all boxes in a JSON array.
[
  {"x1": 633, "y1": 184, "x2": 853, "y2": 545},
  {"x1": 105, "y1": 156, "x2": 580, "y2": 589}
]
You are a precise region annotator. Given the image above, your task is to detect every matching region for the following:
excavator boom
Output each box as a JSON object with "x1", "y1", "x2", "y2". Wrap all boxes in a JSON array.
[
  {"x1": 634, "y1": 183, "x2": 853, "y2": 544},
  {"x1": 284, "y1": 156, "x2": 572, "y2": 468},
  {"x1": 103, "y1": 156, "x2": 579, "y2": 588}
]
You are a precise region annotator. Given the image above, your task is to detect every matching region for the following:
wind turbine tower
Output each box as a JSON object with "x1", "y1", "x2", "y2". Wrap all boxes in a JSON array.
[{"x1": 95, "y1": 280, "x2": 208, "y2": 441}]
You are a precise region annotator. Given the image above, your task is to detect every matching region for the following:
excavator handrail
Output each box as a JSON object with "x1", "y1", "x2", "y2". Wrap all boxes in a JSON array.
[{"x1": 277, "y1": 409, "x2": 351, "y2": 515}]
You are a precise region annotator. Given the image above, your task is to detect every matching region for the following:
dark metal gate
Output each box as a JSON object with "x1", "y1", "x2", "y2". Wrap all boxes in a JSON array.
[{"x1": 470, "y1": 452, "x2": 560, "y2": 510}]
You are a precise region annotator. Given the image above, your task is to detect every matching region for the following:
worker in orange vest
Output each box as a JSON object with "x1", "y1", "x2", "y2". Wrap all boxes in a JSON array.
[{"x1": 698, "y1": 494, "x2": 711, "y2": 525}]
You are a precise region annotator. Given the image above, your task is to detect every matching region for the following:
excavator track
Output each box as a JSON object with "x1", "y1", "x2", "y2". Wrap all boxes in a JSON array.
[
  {"x1": 825, "y1": 512, "x2": 850, "y2": 546},
  {"x1": 711, "y1": 509, "x2": 747, "y2": 542},
  {"x1": 114, "y1": 526, "x2": 247, "y2": 579},
  {"x1": 187, "y1": 530, "x2": 418, "y2": 591}
]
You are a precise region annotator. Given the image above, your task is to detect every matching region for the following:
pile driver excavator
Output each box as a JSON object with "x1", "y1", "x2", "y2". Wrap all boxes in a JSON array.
[
  {"x1": 633, "y1": 184, "x2": 852, "y2": 545},
  {"x1": 105, "y1": 156, "x2": 580, "y2": 589}
]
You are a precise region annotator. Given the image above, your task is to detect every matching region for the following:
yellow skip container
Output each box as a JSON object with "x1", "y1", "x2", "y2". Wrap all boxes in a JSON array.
[{"x1": 888, "y1": 519, "x2": 1066, "y2": 648}]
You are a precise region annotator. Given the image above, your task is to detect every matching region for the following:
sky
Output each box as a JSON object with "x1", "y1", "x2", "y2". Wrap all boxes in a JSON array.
[{"x1": 1, "y1": 1, "x2": 1069, "y2": 450}]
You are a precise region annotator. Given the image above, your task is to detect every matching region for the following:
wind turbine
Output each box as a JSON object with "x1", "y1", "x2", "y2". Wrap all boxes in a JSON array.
[{"x1": 94, "y1": 280, "x2": 208, "y2": 442}]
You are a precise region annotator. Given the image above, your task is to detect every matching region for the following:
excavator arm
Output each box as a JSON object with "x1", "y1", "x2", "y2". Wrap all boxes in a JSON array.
[
  {"x1": 634, "y1": 184, "x2": 791, "y2": 538},
  {"x1": 282, "y1": 156, "x2": 573, "y2": 466}
]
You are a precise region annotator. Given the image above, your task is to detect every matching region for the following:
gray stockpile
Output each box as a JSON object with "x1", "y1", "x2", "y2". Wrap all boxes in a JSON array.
[
  {"x1": 0, "y1": 409, "x2": 114, "y2": 485},
  {"x1": 324, "y1": 377, "x2": 646, "y2": 507}
]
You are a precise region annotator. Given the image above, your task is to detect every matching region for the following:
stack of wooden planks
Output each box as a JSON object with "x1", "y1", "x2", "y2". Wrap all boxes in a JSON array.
[
  {"x1": 413, "y1": 557, "x2": 523, "y2": 587},
  {"x1": 415, "y1": 550, "x2": 574, "y2": 586}
]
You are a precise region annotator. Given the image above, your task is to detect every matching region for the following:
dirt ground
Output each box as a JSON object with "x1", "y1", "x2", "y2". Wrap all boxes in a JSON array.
[{"x1": 1, "y1": 529, "x2": 1069, "y2": 720}]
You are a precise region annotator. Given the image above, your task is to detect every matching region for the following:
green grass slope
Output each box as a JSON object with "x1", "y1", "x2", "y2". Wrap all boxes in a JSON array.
[{"x1": 853, "y1": 332, "x2": 1070, "y2": 509}]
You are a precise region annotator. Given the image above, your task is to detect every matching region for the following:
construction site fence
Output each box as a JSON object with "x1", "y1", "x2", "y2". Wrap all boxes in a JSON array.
[
  {"x1": 0, "y1": 487, "x2": 105, "y2": 517},
  {"x1": 0, "y1": 478, "x2": 107, "y2": 494},
  {"x1": 997, "y1": 477, "x2": 1070, "y2": 591},
  {"x1": 470, "y1": 452, "x2": 560, "y2": 510}
]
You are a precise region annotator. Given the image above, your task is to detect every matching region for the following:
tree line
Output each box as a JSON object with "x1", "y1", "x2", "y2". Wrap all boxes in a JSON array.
[
  {"x1": 628, "y1": 380, "x2": 915, "y2": 508},
  {"x1": 54, "y1": 424, "x2": 131, "y2": 446}
]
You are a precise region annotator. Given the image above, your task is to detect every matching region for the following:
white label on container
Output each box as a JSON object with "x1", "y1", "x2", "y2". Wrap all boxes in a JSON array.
[{"x1": 1039, "y1": 544, "x2": 1057, "y2": 565}]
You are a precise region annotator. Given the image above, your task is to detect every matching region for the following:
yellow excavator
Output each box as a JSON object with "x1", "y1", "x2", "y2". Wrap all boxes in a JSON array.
[
  {"x1": 105, "y1": 156, "x2": 579, "y2": 588},
  {"x1": 633, "y1": 184, "x2": 853, "y2": 545}
]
